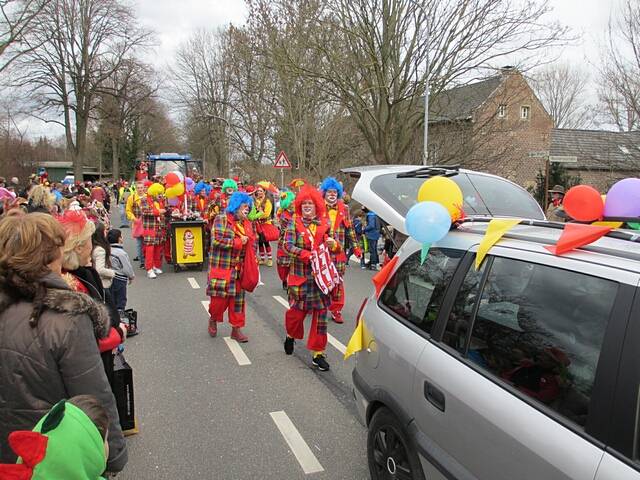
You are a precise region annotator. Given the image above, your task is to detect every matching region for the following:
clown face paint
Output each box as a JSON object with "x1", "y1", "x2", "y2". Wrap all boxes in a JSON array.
[
  {"x1": 301, "y1": 200, "x2": 316, "y2": 219},
  {"x1": 325, "y1": 189, "x2": 338, "y2": 206},
  {"x1": 237, "y1": 204, "x2": 250, "y2": 219},
  {"x1": 225, "y1": 188, "x2": 235, "y2": 196}
]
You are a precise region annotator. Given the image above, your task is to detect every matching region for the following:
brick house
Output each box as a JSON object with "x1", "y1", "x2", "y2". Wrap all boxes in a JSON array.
[
  {"x1": 549, "y1": 129, "x2": 640, "y2": 191},
  {"x1": 428, "y1": 67, "x2": 553, "y2": 189}
]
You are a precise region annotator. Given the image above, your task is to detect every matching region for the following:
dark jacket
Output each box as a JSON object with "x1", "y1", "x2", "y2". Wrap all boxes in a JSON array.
[
  {"x1": 364, "y1": 211, "x2": 381, "y2": 241},
  {"x1": 0, "y1": 273, "x2": 128, "y2": 472}
]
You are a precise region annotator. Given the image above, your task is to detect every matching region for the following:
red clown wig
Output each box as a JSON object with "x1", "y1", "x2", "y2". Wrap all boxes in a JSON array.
[{"x1": 294, "y1": 185, "x2": 326, "y2": 219}]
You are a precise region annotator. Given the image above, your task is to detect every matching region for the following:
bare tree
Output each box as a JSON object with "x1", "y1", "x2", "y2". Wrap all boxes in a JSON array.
[
  {"x1": 0, "y1": 0, "x2": 50, "y2": 72},
  {"x1": 598, "y1": 0, "x2": 640, "y2": 132},
  {"x1": 96, "y1": 58, "x2": 158, "y2": 179},
  {"x1": 531, "y1": 63, "x2": 593, "y2": 128},
  {"x1": 251, "y1": 0, "x2": 570, "y2": 165},
  {"x1": 15, "y1": 0, "x2": 152, "y2": 179},
  {"x1": 172, "y1": 29, "x2": 233, "y2": 175}
]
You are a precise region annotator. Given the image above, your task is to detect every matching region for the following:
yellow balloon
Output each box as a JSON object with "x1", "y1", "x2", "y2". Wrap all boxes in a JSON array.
[
  {"x1": 147, "y1": 183, "x2": 165, "y2": 197},
  {"x1": 417, "y1": 177, "x2": 464, "y2": 220},
  {"x1": 165, "y1": 183, "x2": 185, "y2": 199},
  {"x1": 593, "y1": 221, "x2": 623, "y2": 228}
]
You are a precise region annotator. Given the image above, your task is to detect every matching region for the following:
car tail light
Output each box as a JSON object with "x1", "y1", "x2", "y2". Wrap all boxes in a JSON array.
[{"x1": 355, "y1": 297, "x2": 368, "y2": 326}]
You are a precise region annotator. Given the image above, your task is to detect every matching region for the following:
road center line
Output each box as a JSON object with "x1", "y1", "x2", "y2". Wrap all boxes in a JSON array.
[
  {"x1": 188, "y1": 277, "x2": 200, "y2": 289},
  {"x1": 223, "y1": 337, "x2": 252, "y2": 366},
  {"x1": 272, "y1": 295, "x2": 347, "y2": 355},
  {"x1": 269, "y1": 411, "x2": 324, "y2": 474},
  {"x1": 201, "y1": 300, "x2": 209, "y2": 314}
]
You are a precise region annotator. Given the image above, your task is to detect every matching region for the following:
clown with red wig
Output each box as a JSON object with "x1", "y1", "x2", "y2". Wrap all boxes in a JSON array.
[
  {"x1": 206, "y1": 191, "x2": 256, "y2": 342},
  {"x1": 282, "y1": 186, "x2": 341, "y2": 371},
  {"x1": 320, "y1": 177, "x2": 360, "y2": 324}
]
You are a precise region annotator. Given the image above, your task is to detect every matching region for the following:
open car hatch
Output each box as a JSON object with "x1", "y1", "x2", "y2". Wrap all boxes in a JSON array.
[{"x1": 341, "y1": 165, "x2": 545, "y2": 235}]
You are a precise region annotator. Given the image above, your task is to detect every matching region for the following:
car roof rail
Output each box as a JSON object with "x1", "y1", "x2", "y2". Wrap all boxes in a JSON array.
[
  {"x1": 455, "y1": 217, "x2": 640, "y2": 262},
  {"x1": 396, "y1": 165, "x2": 460, "y2": 179}
]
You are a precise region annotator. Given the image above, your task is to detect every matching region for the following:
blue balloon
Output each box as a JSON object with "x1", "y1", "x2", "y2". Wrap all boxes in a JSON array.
[{"x1": 405, "y1": 201, "x2": 451, "y2": 244}]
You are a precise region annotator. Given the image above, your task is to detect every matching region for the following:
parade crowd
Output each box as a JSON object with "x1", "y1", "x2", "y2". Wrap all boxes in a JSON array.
[{"x1": 0, "y1": 168, "x2": 388, "y2": 478}]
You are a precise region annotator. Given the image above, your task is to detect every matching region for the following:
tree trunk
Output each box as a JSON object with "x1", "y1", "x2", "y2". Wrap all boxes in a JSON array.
[
  {"x1": 112, "y1": 136, "x2": 119, "y2": 180},
  {"x1": 75, "y1": 113, "x2": 88, "y2": 181}
]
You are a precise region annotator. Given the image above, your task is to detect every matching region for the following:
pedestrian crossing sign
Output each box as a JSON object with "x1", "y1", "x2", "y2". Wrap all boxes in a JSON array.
[{"x1": 274, "y1": 150, "x2": 292, "y2": 169}]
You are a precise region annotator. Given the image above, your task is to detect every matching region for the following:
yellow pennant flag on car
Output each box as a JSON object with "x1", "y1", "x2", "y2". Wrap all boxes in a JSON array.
[
  {"x1": 344, "y1": 319, "x2": 365, "y2": 360},
  {"x1": 475, "y1": 218, "x2": 522, "y2": 270}
]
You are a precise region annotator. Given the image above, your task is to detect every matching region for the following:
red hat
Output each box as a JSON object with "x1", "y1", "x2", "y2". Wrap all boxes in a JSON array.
[
  {"x1": 57, "y1": 209, "x2": 89, "y2": 235},
  {"x1": 245, "y1": 185, "x2": 256, "y2": 195}
]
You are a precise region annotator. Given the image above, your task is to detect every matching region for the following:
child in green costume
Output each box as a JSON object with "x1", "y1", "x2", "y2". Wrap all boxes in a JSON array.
[{"x1": 0, "y1": 395, "x2": 110, "y2": 479}]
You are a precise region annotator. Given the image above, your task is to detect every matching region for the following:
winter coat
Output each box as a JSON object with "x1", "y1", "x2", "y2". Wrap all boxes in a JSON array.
[
  {"x1": 0, "y1": 273, "x2": 128, "y2": 472},
  {"x1": 110, "y1": 244, "x2": 135, "y2": 282},
  {"x1": 92, "y1": 245, "x2": 115, "y2": 289},
  {"x1": 364, "y1": 211, "x2": 381, "y2": 241}
]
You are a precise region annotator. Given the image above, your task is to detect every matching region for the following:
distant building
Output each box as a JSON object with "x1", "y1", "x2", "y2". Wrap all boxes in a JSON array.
[
  {"x1": 549, "y1": 129, "x2": 640, "y2": 191},
  {"x1": 428, "y1": 67, "x2": 553, "y2": 190},
  {"x1": 39, "y1": 161, "x2": 111, "y2": 182}
]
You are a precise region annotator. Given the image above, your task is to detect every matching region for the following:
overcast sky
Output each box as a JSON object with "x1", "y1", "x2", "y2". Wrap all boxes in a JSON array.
[{"x1": 23, "y1": 0, "x2": 619, "y2": 138}]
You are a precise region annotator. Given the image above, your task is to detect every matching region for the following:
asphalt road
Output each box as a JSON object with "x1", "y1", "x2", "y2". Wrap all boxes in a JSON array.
[{"x1": 117, "y1": 232, "x2": 376, "y2": 480}]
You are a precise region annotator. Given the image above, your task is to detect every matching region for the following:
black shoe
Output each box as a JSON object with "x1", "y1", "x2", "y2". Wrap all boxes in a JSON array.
[
  {"x1": 284, "y1": 337, "x2": 295, "y2": 355},
  {"x1": 282, "y1": 280, "x2": 287, "y2": 290},
  {"x1": 139, "y1": 264, "x2": 145, "y2": 269},
  {"x1": 133, "y1": 256, "x2": 139, "y2": 262},
  {"x1": 312, "y1": 354, "x2": 330, "y2": 371}
]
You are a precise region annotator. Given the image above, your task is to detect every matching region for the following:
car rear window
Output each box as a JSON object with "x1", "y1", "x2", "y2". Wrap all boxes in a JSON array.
[{"x1": 370, "y1": 172, "x2": 544, "y2": 220}]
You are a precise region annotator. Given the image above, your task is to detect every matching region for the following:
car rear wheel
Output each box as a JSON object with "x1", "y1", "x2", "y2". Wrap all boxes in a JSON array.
[{"x1": 367, "y1": 407, "x2": 425, "y2": 480}]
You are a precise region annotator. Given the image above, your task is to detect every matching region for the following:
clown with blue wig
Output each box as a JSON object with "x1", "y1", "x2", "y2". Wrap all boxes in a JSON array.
[
  {"x1": 319, "y1": 177, "x2": 360, "y2": 324},
  {"x1": 206, "y1": 191, "x2": 256, "y2": 342}
]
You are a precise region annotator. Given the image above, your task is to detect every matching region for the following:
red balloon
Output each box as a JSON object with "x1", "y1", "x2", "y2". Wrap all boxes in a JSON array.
[
  {"x1": 165, "y1": 172, "x2": 180, "y2": 187},
  {"x1": 563, "y1": 185, "x2": 603, "y2": 222}
]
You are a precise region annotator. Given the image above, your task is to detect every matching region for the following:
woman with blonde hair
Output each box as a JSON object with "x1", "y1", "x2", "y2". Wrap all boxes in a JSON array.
[
  {"x1": 58, "y1": 211, "x2": 126, "y2": 385},
  {"x1": 26, "y1": 184, "x2": 55, "y2": 214},
  {"x1": 0, "y1": 213, "x2": 128, "y2": 473}
]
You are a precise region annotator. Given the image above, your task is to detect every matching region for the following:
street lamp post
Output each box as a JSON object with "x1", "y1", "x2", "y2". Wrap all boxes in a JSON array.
[
  {"x1": 406, "y1": 0, "x2": 431, "y2": 166},
  {"x1": 204, "y1": 113, "x2": 232, "y2": 177}
]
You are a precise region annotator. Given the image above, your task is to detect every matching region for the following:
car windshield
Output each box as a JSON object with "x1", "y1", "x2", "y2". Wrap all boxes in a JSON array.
[{"x1": 370, "y1": 172, "x2": 544, "y2": 220}]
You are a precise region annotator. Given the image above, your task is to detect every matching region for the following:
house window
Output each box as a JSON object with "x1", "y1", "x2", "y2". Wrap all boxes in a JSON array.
[
  {"x1": 498, "y1": 104, "x2": 507, "y2": 118},
  {"x1": 521, "y1": 105, "x2": 531, "y2": 120}
]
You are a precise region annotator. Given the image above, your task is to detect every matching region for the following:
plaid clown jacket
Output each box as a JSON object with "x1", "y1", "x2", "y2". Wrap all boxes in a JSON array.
[
  {"x1": 207, "y1": 213, "x2": 256, "y2": 299},
  {"x1": 141, "y1": 196, "x2": 167, "y2": 245},
  {"x1": 276, "y1": 208, "x2": 294, "y2": 266},
  {"x1": 284, "y1": 215, "x2": 341, "y2": 311},
  {"x1": 326, "y1": 200, "x2": 358, "y2": 274}
]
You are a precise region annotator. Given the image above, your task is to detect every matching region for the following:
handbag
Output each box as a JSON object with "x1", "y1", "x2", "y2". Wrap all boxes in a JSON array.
[
  {"x1": 113, "y1": 352, "x2": 136, "y2": 432},
  {"x1": 240, "y1": 240, "x2": 259, "y2": 292},
  {"x1": 132, "y1": 218, "x2": 143, "y2": 238},
  {"x1": 260, "y1": 223, "x2": 280, "y2": 242},
  {"x1": 122, "y1": 308, "x2": 138, "y2": 337},
  {"x1": 310, "y1": 243, "x2": 342, "y2": 295}
]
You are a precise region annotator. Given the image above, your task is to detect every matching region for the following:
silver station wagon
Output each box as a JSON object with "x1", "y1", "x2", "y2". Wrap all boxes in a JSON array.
[{"x1": 343, "y1": 165, "x2": 640, "y2": 480}]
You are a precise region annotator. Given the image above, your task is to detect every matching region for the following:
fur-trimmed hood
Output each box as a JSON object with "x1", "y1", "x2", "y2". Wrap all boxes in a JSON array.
[{"x1": 0, "y1": 273, "x2": 110, "y2": 339}]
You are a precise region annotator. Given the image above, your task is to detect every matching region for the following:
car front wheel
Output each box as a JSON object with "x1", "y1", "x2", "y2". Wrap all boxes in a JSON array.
[{"x1": 367, "y1": 407, "x2": 425, "y2": 480}]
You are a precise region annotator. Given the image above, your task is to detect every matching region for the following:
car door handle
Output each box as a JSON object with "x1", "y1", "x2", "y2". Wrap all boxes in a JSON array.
[{"x1": 424, "y1": 381, "x2": 446, "y2": 412}]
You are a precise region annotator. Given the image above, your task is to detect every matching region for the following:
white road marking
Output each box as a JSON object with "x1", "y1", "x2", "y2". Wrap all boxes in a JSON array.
[
  {"x1": 328, "y1": 334, "x2": 347, "y2": 355},
  {"x1": 272, "y1": 295, "x2": 347, "y2": 355},
  {"x1": 223, "y1": 337, "x2": 252, "y2": 366},
  {"x1": 273, "y1": 295, "x2": 290, "y2": 309},
  {"x1": 269, "y1": 411, "x2": 324, "y2": 474},
  {"x1": 201, "y1": 300, "x2": 209, "y2": 314},
  {"x1": 188, "y1": 277, "x2": 200, "y2": 289}
]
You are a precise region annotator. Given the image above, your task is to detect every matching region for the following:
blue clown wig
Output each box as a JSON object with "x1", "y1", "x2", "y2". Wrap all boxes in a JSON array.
[
  {"x1": 226, "y1": 191, "x2": 253, "y2": 215},
  {"x1": 319, "y1": 177, "x2": 343, "y2": 198}
]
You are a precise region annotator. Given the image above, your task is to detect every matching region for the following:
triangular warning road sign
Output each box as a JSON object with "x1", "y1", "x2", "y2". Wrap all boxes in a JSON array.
[{"x1": 274, "y1": 150, "x2": 292, "y2": 169}]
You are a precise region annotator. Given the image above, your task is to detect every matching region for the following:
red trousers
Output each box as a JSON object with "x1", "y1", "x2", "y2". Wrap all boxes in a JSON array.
[
  {"x1": 144, "y1": 244, "x2": 163, "y2": 270},
  {"x1": 329, "y1": 283, "x2": 345, "y2": 314},
  {"x1": 277, "y1": 265, "x2": 290, "y2": 282},
  {"x1": 285, "y1": 307, "x2": 328, "y2": 352},
  {"x1": 209, "y1": 296, "x2": 245, "y2": 327}
]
